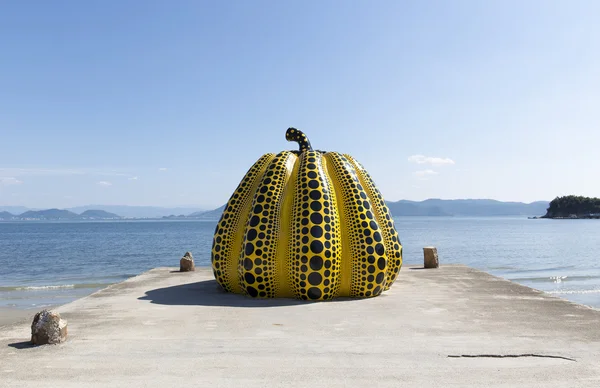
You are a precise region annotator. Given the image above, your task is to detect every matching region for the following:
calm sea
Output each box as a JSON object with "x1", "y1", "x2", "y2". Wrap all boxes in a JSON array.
[{"x1": 1, "y1": 217, "x2": 599, "y2": 310}]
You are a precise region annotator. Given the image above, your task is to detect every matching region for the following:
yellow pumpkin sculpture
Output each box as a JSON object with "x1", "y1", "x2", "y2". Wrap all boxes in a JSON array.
[{"x1": 211, "y1": 128, "x2": 402, "y2": 300}]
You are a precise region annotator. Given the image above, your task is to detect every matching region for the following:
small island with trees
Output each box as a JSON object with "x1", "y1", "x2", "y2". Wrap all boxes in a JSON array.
[{"x1": 542, "y1": 195, "x2": 600, "y2": 219}]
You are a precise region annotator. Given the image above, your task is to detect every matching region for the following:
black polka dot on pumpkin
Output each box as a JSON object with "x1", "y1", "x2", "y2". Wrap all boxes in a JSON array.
[
  {"x1": 307, "y1": 287, "x2": 322, "y2": 300},
  {"x1": 309, "y1": 256, "x2": 323, "y2": 270},
  {"x1": 244, "y1": 273, "x2": 256, "y2": 284},
  {"x1": 245, "y1": 243, "x2": 254, "y2": 255},
  {"x1": 377, "y1": 257, "x2": 386, "y2": 270},
  {"x1": 310, "y1": 213, "x2": 323, "y2": 224},
  {"x1": 309, "y1": 191, "x2": 321, "y2": 200},
  {"x1": 310, "y1": 240, "x2": 324, "y2": 254},
  {"x1": 310, "y1": 226, "x2": 323, "y2": 238},
  {"x1": 308, "y1": 272, "x2": 322, "y2": 286},
  {"x1": 375, "y1": 243, "x2": 385, "y2": 255},
  {"x1": 246, "y1": 286, "x2": 258, "y2": 297}
]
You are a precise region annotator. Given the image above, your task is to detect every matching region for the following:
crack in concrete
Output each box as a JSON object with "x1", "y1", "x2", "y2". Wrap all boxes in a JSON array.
[{"x1": 448, "y1": 354, "x2": 576, "y2": 362}]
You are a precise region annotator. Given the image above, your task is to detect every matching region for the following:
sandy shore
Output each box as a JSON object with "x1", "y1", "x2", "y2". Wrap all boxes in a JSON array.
[
  {"x1": 0, "y1": 307, "x2": 37, "y2": 328},
  {"x1": 2, "y1": 264, "x2": 600, "y2": 387}
]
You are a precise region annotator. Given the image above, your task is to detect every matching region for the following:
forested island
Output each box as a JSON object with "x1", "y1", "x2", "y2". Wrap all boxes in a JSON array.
[{"x1": 542, "y1": 196, "x2": 600, "y2": 219}]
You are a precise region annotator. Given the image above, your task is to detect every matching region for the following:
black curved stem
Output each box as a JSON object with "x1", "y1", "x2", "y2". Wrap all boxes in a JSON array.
[{"x1": 285, "y1": 127, "x2": 313, "y2": 152}]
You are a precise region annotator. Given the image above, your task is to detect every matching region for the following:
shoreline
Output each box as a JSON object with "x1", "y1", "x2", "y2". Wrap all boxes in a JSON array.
[{"x1": 2, "y1": 264, "x2": 599, "y2": 329}]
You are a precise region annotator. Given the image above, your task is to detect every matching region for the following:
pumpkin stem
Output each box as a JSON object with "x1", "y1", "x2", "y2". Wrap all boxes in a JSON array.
[{"x1": 285, "y1": 127, "x2": 313, "y2": 152}]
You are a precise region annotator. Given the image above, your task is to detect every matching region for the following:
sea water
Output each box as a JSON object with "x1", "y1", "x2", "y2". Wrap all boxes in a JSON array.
[{"x1": 1, "y1": 217, "x2": 599, "y2": 310}]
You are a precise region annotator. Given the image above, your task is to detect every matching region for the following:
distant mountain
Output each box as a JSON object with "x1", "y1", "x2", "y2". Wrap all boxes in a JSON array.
[
  {"x1": 0, "y1": 211, "x2": 15, "y2": 220},
  {"x1": 188, "y1": 205, "x2": 226, "y2": 219},
  {"x1": 66, "y1": 205, "x2": 205, "y2": 218},
  {"x1": 79, "y1": 210, "x2": 120, "y2": 219},
  {"x1": 1, "y1": 198, "x2": 550, "y2": 221},
  {"x1": 0, "y1": 206, "x2": 33, "y2": 214},
  {"x1": 194, "y1": 199, "x2": 550, "y2": 219},
  {"x1": 386, "y1": 199, "x2": 549, "y2": 217},
  {"x1": 19, "y1": 209, "x2": 80, "y2": 220},
  {"x1": 386, "y1": 201, "x2": 451, "y2": 216}
]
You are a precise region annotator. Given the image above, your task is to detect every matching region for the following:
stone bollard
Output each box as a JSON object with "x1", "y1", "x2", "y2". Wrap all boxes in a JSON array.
[
  {"x1": 31, "y1": 309, "x2": 68, "y2": 345},
  {"x1": 180, "y1": 251, "x2": 195, "y2": 272},
  {"x1": 423, "y1": 247, "x2": 439, "y2": 268}
]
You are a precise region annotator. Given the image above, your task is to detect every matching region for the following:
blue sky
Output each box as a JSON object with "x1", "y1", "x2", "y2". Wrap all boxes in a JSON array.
[{"x1": 1, "y1": 1, "x2": 599, "y2": 209}]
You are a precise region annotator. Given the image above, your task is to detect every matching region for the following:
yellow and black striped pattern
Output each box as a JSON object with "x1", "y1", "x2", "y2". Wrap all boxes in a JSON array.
[{"x1": 211, "y1": 128, "x2": 402, "y2": 300}]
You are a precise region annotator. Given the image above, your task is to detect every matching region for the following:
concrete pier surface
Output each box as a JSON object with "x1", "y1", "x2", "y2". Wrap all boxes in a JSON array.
[{"x1": 1, "y1": 264, "x2": 600, "y2": 387}]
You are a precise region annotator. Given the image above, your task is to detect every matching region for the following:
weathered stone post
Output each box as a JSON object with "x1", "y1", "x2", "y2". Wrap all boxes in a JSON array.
[
  {"x1": 31, "y1": 310, "x2": 68, "y2": 345},
  {"x1": 423, "y1": 247, "x2": 439, "y2": 268},
  {"x1": 180, "y1": 251, "x2": 195, "y2": 272}
]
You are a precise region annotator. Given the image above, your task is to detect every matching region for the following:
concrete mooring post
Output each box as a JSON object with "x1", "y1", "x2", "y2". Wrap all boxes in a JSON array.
[{"x1": 423, "y1": 247, "x2": 439, "y2": 268}]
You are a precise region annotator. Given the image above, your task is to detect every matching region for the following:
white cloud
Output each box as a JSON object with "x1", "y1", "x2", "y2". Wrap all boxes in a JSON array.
[
  {"x1": 128, "y1": 176, "x2": 139, "y2": 180},
  {"x1": 158, "y1": 168, "x2": 168, "y2": 172},
  {"x1": 97, "y1": 181, "x2": 112, "y2": 186},
  {"x1": 408, "y1": 155, "x2": 455, "y2": 166},
  {"x1": 413, "y1": 170, "x2": 439, "y2": 180},
  {"x1": 0, "y1": 177, "x2": 23, "y2": 186}
]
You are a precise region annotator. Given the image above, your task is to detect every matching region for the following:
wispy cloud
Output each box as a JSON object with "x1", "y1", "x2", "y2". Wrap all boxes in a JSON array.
[
  {"x1": 128, "y1": 176, "x2": 139, "y2": 181},
  {"x1": 97, "y1": 181, "x2": 112, "y2": 186},
  {"x1": 0, "y1": 177, "x2": 23, "y2": 186},
  {"x1": 408, "y1": 155, "x2": 455, "y2": 166},
  {"x1": 413, "y1": 170, "x2": 439, "y2": 180},
  {"x1": 158, "y1": 168, "x2": 168, "y2": 172}
]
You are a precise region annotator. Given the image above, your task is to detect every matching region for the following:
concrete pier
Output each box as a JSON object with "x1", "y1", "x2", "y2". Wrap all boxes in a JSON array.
[{"x1": 1, "y1": 265, "x2": 600, "y2": 387}]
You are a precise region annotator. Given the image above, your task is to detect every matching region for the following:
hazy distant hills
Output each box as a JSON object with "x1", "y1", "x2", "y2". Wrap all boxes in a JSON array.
[
  {"x1": 188, "y1": 205, "x2": 226, "y2": 219},
  {"x1": 0, "y1": 206, "x2": 31, "y2": 215},
  {"x1": 66, "y1": 205, "x2": 205, "y2": 218},
  {"x1": 79, "y1": 210, "x2": 121, "y2": 219},
  {"x1": 0, "y1": 208, "x2": 121, "y2": 220},
  {"x1": 190, "y1": 199, "x2": 550, "y2": 219},
  {"x1": 0, "y1": 211, "x2": 15, "y2": 220},
  {"x1": 386, "y1": 199, "x2": 549, "y2": 217},
  {"x1": 0, "y1": 199, "x2": 550, "y2": 221},
  {"x1": 19, "y1": 209, "x2": 80, "y2": 220}
]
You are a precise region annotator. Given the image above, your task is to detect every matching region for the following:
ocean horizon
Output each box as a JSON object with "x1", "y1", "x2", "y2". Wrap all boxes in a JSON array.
[{"x1": 1, "y1": 216, "x2": 599, "y2": 311}]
